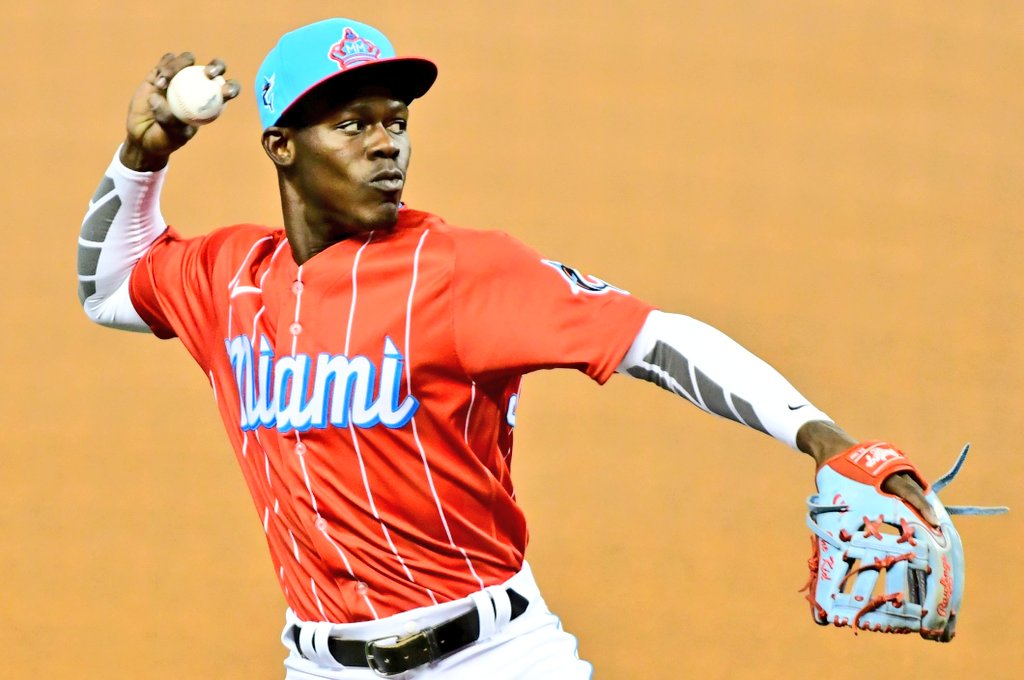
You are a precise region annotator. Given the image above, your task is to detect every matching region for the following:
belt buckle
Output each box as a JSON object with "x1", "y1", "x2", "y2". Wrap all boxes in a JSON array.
[
  {"x1": 365, "y1": 628, "x2": 441, "y2": 678},
  {"x1": 365, "y1": 635, "x2": 402, "y2": 677}
]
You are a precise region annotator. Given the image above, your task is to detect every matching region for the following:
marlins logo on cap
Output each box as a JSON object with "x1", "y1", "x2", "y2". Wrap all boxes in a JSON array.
[
  {"x1": 261, "y1": 73, "x2": 275, "y2": 113},
  {"x1": 254, "y1": 18, "x2": 438, "y2": 130},
  {"x1": 329, "y1": 27, "x2": 382, "y2": 68}
]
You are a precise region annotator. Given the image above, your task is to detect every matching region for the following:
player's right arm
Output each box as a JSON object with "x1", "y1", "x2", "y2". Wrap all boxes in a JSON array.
[{"x1": 78, "y1": 54, "x2": 239, "y2": 330}]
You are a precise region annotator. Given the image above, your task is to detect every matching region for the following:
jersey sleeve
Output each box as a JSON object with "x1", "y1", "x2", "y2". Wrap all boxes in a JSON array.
[
  {"x1": 129, "y1": 224, "x2": 273, "y2": 370},
  {"x1": 451, "y1": 230, "x2": 655, "y2": 383}
]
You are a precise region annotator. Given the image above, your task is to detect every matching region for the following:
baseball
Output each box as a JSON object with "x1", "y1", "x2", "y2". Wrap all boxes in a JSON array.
[{"x1": 166, "y1": 65, "x2": 226, "y2": 126}]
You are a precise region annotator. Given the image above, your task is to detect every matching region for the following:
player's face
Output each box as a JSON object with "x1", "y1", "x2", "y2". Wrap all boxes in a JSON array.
[{"x1": 289, "y1": 87, "x2": 411, "y2": 236}]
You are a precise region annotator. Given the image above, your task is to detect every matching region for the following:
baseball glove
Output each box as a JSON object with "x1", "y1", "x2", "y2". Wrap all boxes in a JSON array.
[{"x1": 801, "y1": 441, "x2": 1007, "y2": 641}]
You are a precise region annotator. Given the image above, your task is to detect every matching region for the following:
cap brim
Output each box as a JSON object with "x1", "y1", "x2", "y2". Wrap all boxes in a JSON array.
[{"x1": 275, "y1": 57, "x2": 437, "y2": 127}]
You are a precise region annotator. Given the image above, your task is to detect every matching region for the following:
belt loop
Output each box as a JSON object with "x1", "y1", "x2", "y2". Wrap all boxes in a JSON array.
[
  {"x1": 312, "y1": 622, "x2": 339, "y2": 667},
  {"x1": 486, "y1": 586, "x2": 513, "y2": 630},
  {"x1": 469, "y1": 590, "x2": 496, "y2": 640},
  {"x1": 298, "y1": 622, "x2": 317, "y2": 660}
]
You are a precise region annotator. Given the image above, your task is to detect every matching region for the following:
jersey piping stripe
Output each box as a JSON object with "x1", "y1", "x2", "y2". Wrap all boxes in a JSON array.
[
  {"x1": 346, "y1": 421, "x2": 435, "y2": 604},
  {"x1": 459, "y1": 547, "x2": 485, "y2": 590},
  {"x1": 343, "y1": 232, "x2": 374, "y2": 356},
  {"x1": 296, "y1": 433, "x2": 319, "y2": 513},
  {"x1": 310, "y1": 577, "x2": 328, "y2": 620},
  {"x1": 266, "y1": 240, "x2": 291, "y2": 273},
  {"x1": 464, "y1": 381, "x2": 476, "y2": 445},
  {"x1": 225, "y1": 235, "x2": 287, "y2": 336},
  {"x1": 246, "y1": 241, "x2": 285, "y2": 482},
  {"x1": 227, "y1": 236, "x2": 273, "y2": 291},
  {"x1": 254, "y1": 429, "x2": 269, "y2": 483},
  {"x1": 315, "y1": 521, "x2": 380, "y2": 619},
  {"x1": 403, "y1": 230, "x2": 485, "y2": 590},
  {"x1": 250, "y1": 307, "x2": 266, "y2": 355},
  {"x1": 244, "y1": 252, "x2": 278, "y2": 502},
  {"x1": 225, "y1": 233, "x2": 274, "y2": 342},
  {"x1": 290, "y1": 264, "x2": 304, "y2": 356},
  {"x1": 340, "y1": 231, "x2": 433, "y2": 604},
  {"x1": 248, "y1": 430, "x2": 280, "y2": 552},
  {"x1": 230, "y1": 285, "x2": 262, "y2": 298}
]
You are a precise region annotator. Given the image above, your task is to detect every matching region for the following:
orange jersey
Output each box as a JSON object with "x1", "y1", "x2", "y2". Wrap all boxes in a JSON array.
[{"x1": 129, "y1": 208, "x2": 652, "y2": 622}]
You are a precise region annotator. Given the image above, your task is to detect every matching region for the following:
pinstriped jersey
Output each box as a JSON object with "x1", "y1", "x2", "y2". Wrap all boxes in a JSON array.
[{"x1": 128, "y1": 208, "x2": 653, "y2": 622}]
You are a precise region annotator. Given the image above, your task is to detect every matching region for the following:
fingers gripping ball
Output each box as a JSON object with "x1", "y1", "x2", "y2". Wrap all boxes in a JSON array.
[
  {"x1": 166, "y1": 65, "x2": 226, "y2": 126},
  {"x1": 801, "y1": 442, "x2": 1003, "y2": 642}
]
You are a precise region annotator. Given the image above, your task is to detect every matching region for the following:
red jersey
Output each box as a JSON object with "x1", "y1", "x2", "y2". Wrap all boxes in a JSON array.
[{"x1": 129, "y1": 208, "x2": 652, "y2": 622}]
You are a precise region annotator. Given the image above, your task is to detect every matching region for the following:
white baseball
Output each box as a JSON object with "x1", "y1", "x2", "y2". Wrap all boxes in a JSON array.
[{"x1": 166, "y1": 65, "x2": 226, "y2": 126}]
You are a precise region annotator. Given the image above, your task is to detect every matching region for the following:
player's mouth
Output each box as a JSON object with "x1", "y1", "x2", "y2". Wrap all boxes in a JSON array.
[{"x1": 368, "y1": 169, "x2": 404, "y2": 193}]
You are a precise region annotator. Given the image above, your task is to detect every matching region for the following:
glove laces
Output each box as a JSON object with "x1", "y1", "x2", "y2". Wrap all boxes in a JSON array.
[{"x1": 938, "y1": 444, "x2": 1009, "y2": 516}]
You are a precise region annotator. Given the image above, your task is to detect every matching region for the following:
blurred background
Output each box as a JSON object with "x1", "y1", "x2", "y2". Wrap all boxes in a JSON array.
[{"x1": 2, "y1": 1, "x2": 1021, "y2": 677}]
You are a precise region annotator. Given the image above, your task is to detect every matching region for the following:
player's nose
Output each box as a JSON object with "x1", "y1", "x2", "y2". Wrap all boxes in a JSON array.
[{"x1": 366, "y1": 123, "x2": 400, "y2": 159}]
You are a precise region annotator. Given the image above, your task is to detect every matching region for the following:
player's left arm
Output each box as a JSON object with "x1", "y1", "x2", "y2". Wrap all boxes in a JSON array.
[{"x1": 617, "y1": 310, "x2": 938, "y2": 524}]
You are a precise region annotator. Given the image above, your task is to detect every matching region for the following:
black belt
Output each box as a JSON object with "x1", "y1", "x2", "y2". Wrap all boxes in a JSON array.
[{"x1": 292, "y1": 588, "x2": 529, "y2": 677}]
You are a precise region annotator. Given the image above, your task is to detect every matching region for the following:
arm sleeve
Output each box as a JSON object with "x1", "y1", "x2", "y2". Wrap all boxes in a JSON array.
[
  {"x1": 451, "y1": 230, "x2": 654, "y2": 383},
  {"x1": 617, "y1": 310, "x2": 832, "y2": 449},
  {"x1": 78, "y1": 146, "x2": 169, "y2": 332}
]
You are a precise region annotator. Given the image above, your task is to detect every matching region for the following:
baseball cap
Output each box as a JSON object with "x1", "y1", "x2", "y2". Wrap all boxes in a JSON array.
[{"x1": 255, "y1": 18, "x2": 437, "y2": 129}]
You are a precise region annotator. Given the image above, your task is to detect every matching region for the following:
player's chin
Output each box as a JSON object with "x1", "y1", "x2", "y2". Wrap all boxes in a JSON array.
[{"x1": 358, "y1": 199, "x2": 402, "y2": 231}]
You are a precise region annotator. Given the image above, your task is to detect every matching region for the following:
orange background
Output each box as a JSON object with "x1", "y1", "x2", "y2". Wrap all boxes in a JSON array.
[{"x1": 2, "y1": 1, "x2": 1022, "y2": 678}]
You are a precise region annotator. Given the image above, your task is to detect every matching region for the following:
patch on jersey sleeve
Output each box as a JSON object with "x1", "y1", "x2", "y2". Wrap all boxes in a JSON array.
[
  {"x1": 506, "y1": 393, "x2": 519, "y2": 427},
  {"x1": 540, "y1": 259, "x2": 628, "y2": 296}
]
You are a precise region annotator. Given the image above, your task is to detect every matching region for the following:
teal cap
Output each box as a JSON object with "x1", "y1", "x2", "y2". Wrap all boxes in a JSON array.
[{"x1": 255, "y1": 18, "x2": 437, "y2": 129}]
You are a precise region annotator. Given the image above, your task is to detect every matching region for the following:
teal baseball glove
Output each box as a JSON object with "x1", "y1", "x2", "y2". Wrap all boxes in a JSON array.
[{"x1": 801, "y1": 442, "x2": 1006, "y2": 641}]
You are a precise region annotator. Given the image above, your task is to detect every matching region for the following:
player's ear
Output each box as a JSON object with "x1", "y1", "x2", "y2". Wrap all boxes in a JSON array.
[{"x1": 261, "y1": 127, "x2": 295, "y2": 168}]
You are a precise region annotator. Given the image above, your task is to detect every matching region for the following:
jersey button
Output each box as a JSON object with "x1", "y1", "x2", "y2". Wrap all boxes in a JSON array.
[
  {"x1": 356, "y1": 581, "x2": 369, "y2": 595},
  {"x1": 291, "y1": 281, "x2": 303, "y2": 295},
  {"x1": 315, "y1": 516, "x2": 327, "y2": 531},
  {"x1": 289, "y1": 323, "x2": 302, "y2": 336},
  {"x1": 294, "y1": 442, "x2": 307, "y2": 455}
]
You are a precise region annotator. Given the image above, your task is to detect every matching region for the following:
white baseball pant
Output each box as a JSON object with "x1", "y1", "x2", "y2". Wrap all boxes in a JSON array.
[{"x1": 281, "y1": 562, "x2": 593, "y2": 679}]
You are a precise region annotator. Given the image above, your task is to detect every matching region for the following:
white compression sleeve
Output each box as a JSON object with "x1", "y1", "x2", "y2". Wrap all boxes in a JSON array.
[
  {"x1": 616, "y1": 310, "x2": 832, "y2": 450},
  {"x1": 78, "y1": 146, "x2": 168, "y2": 332}
]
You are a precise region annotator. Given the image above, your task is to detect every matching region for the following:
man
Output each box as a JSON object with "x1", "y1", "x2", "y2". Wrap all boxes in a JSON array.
[{"x1": 79, "y1": 17, "x2": 940, "y2": 679}]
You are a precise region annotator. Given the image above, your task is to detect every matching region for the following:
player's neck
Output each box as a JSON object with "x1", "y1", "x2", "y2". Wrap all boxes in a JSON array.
[
  {"x1": 283, "y1": 221, "x2": 331, "y2": 265},
  {"x1": 283, "y1": 219, "x2": 368, "y2": 265},
  {"x1": 279, "y1": 189, "x2": 391, "y2": 265}
]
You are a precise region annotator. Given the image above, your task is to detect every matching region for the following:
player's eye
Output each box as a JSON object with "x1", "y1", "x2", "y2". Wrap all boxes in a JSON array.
[
  {"x1": 336, "y1": 120, "x2": 364, "y2": 134},
  {"x1": 387, "y1": 119, "x2": 408, "y2": 134}
]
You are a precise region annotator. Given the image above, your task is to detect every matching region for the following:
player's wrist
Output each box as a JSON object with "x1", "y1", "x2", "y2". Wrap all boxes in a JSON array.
[
  {"x1": 119, "y1": 138, "x2": 169, "y2": 172},
  {"x1": 796, "y1": 420, "x2": 857, "y2": 468}
]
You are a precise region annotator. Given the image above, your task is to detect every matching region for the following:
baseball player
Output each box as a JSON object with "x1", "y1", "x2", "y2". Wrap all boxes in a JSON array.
[{"x1": 79, "y1": 17, "x2": 944, "y2": 679}]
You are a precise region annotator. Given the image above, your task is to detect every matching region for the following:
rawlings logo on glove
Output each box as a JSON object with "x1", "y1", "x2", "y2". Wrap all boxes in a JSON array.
[{"x1": 801, "y1": 441, "x2": 1007, "y2": 641}]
